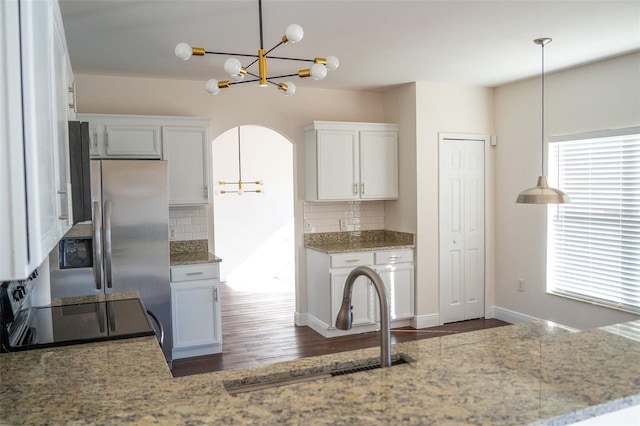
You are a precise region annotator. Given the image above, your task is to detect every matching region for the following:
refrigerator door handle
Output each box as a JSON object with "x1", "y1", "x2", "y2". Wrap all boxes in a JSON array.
[
  {"x1": 92, "y1": 201, "x2": 103, "y2": 290},
  {"x1": 104, "y1": 200, "x2": 113, "y2": 289}
]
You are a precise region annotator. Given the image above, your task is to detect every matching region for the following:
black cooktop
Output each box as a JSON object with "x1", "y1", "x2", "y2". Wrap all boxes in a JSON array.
[{"x1": 11, "y1": 298, "x2": 155, "y2": 351}]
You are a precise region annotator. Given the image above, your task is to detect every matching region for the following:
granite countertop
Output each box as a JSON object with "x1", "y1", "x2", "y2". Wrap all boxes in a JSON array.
[
  {"x1": 2, "y1": 318, "x2": 640, "y2": 425},
  {"x1": 169, "y1": 239, "x2": 221, "y2": 266},
  {"x1": 305, "y1": 230, "x2": 415, "y2": 253}
]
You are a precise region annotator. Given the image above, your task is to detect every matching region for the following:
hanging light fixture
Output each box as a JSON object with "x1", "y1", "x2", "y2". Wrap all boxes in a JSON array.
[
  {"x1": 215, "y1": 126, "x2": 264, "y2": 195},
  {"x1": 174, "y1": 0, "x2": 338, "y2": 96},
  {"x1": 516, "y1": 38, "x2": 570, "y2": 204}
]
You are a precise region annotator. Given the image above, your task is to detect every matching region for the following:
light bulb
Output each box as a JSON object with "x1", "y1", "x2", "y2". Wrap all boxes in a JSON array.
[
  {"x1": 237, "y1": 189, "x2": 244, "y2": 195},
  {"x1": 310, "y1": 63, "x2": 327, "y2": 80},
  {"x1": 285, "y1": 24, "x2": 304, "y2": 43},
  {"x1": 175, "y1": 42, "x2": 192, "y2": 60},
  {"x1": 224, "y1": 58, "x2": 242, "y2": 76},
  {"x1": 205, "y1": 79, "x2": 220, "y2": 95},
  {"x1": 258, "y1": 179, "x2": 265, "y2": 185},
  {"x1": 231, "y1": 73, "x2": 245, "y2": 82},
  {"x1": 214, "y1": 188, "x2": 220, "y2": 195},
  {"x1": 279, "y1": 82, "x2": 296, "y2": 96},
  {"x1": 326, "y1": 56, "x2": 339, "y2": 71}
]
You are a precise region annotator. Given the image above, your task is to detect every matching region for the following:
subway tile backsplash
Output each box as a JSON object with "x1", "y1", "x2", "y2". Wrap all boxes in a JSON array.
[
  {"x1": 169, "y1": 206, "x2": 208, "y2": 241},
  {"x1": 303, "y1": 201, "x2": 384, "y2": 233}
]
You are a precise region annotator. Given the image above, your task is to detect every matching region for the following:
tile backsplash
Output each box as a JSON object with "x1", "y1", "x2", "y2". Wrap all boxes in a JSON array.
[
  {"x1": 169, "y1": 206, "x2": 208, "y2": 241},
  {"x1": 303, "y1": 201, "x2": 384, "y2": 233}
]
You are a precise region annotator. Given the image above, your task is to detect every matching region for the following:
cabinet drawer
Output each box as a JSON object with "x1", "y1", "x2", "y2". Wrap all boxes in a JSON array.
[
  {"x1": 375, "y1": 249, "x2": 413, "y2": 265},
  {"x1": 171, "y1": 263, "x2": 219, "y2": 282},
  {"x1": 330, "y1": 252, "x2": 374, "y2": 268}
]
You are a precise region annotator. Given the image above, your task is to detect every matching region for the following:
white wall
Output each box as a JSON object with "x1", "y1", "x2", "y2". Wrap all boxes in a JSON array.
[
  {"x1": 384, "y1": 82, "x2": 495, "y2": 323},
  {"x1": 495, "y1": 52, "x2": 640, "y2": 330},
  {"x1": 212, "y1": 125, "x2": 293, "y2": 284},
  {"x1": 74, "y1": 73, "x2": 386, "y2": 317}
]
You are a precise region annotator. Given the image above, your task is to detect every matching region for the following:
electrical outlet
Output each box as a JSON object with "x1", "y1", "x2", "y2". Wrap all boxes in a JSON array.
[
  {"x1": 518, "y1": 278, "x2": 525, "y2": 292},
  {"x1": 169, "y1": 226, "x2": 176, "y2": 240}
]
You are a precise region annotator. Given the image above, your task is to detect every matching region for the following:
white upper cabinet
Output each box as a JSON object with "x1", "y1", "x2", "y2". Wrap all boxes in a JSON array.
[
  {"x1": 0, "y1": 0, "x2": 73, "y2": 279},
  {"x1": 305, "y1": 121, "x2": 399, "y2": 201},
  {"x1": 162, "y1": 126, "x2": 209, "y2": 205},
  {"x1": 81, "y1": 116, "x2": 162, "y2": 159},
  {"x1": 77, "y1": 114, "x2": 211, "y2": 205}
]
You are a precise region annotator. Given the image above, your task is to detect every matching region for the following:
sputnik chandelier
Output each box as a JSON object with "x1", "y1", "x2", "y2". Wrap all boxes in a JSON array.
[{"x1": 174, "y1": 0, "x2": 339, "y2": 96}]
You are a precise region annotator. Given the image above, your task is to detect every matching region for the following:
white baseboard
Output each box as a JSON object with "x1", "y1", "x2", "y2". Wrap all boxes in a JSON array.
[
  {"x1": 493, "y1": 307, "x2": 540, "y2": 324},
  {"x1": 411, "y1": 313, "x2": 440, "y2": 329},
  {"x1": 294, "y1": 311, "x2": 308, "y2": 327}
]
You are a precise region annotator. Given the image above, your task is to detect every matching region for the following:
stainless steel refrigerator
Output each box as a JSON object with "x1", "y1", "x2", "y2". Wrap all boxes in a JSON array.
[{"x1": 50, "y1": 160, "x2": 172, "y2": 363}]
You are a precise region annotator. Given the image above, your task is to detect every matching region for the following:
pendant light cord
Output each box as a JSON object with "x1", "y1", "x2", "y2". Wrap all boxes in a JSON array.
[
  {"x1": 541, "y1": 42, "x2": 545, "y2": 176},
  {"x1": 258, "y1": 0, "x2": 264, "y2": 50},
  {"x1": 238, "y1": 126, "x2": 243, "y2": 183}
]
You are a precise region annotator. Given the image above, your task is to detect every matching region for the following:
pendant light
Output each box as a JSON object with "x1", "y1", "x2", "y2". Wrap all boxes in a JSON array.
[{"x1": 516, "y1": 38, "x2": 570, "y2": 204}]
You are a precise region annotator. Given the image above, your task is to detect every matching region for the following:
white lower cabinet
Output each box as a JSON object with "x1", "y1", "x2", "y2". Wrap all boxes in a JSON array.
[
  {"x1": 306, "y1": 248, "x2": 414, "y2": 337},
  {"x1": 171, "y1": 262, "x2": 222, "y2": 359}
]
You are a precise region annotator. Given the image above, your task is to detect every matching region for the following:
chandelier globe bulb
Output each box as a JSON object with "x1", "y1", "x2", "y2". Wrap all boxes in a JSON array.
[
  {"x1": 279, "y1": 81, "x2": 296, "y2": 96},
  {"x1": 224, "y1": 58, "x2": 243, "y2": 76},
  {"x1": 285, "y1": 24, "x2": 304, "y2": 43},
  {"x1": 205, "y1": 79, "x2": 220, "y2": 95},
  {"x1": 174, "y1": 42, "x2": 192, "y2": 60},
  {"x1": 310, "y1": 63, "x2": 327, "y2": 80},
  {"x1": 325, "y1": 56, "x2": 339, "y2": 71}
]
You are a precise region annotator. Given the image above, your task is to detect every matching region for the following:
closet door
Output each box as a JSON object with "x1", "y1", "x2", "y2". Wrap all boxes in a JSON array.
[{"x1": 439, "y1": 136, "x2": 485, "y2": 323}]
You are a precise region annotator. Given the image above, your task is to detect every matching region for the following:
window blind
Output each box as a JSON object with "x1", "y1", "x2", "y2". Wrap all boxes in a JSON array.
[{"x1": 547, "y1": 127, "x2": 640, "y2": 314}]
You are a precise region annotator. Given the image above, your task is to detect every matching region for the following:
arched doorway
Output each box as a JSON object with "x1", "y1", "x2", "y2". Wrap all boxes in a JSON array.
[{"x1": 211, "y1": 125, "x2": 295, "y2": 331}]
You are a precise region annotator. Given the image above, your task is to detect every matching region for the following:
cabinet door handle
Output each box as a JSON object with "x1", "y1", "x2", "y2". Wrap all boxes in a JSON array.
[
  {"x1": 389, "y1": 256, "x2": 402, "y2": 260},
  {"x1": 353, "y1": 183, "x2": 358, "y2": 195},
  {"x1": 186, "y1": 272, "x2": 204, "y2": 276},
  {"x1": 361, "y1": 182, "x2": 365, "y2": 195},
  {"x1": 213, "y1": 287, "x2": 218, "y2": 302},
  {"x1": 68, "y1": 83, "x2": 77, "y2": 113},
  {"x1": 92, "y1": 128, "x2": 99, "y2": 151},
  {"x1": 204, "y1": 184, "x2": 209, "y2": 199},
  {"x1": 346, "y1": 259, "x2": 360, "y2": 263},
  {"x1": 58, "y1": 215, "x2": 68, "y2": 220}
]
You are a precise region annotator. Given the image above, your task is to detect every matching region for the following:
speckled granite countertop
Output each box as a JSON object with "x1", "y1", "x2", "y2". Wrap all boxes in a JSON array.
[
  {"x1": 305, "y1": 230, "x2": 415, "y2": 253},
  {"x1": 169, "y1": 239, "x2": 221, "y2": 265},
  {"x1": 2, "y1": 319, "x2": 640, "y2": 425}
]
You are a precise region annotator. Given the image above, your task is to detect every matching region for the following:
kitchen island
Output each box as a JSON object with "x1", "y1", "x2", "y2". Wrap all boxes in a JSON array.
[{"x1": 2, "y1": 318, "x2": 640, "y2": 424}]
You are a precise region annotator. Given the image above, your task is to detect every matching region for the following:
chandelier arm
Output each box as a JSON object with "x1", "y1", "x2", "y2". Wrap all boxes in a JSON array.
[
  {"x1": 265, "y1": 41, "x2": 285, "y2": 56},
  {"x1": 204, "y1": 51, "x2": 259, "y2": 59},
  {"x1": 229, "y1": 78, "x2": 261, "y2": 85},
  {"x1": 267, "y1": 55, "x2": 317, "y2": 63},
  {"x1": 237, "y1": 127, "x2": 242, "y2": 184},
  {"x1": 266, "y1": 73, "x2": 302, "y2": 80}
]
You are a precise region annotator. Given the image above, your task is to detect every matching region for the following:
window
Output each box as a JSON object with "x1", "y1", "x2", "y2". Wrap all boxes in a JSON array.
[{"x1": 547, "y1": 127, "x2": 640, "y2": 314}]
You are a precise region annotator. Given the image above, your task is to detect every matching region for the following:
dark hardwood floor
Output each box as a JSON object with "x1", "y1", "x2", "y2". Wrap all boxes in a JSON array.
[{"x1": 171, "y1": 282, "x2": 508, "y2": 377}]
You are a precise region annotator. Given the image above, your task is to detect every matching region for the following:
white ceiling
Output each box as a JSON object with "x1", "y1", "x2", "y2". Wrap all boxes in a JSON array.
[{"x1": 59, "y1": 0, "x2": 640, "y2": 91}]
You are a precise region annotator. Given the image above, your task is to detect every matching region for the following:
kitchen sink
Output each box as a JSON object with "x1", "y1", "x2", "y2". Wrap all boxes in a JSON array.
[{"x1": 224, "y1": 353, "x2": 413, "y2": 395}]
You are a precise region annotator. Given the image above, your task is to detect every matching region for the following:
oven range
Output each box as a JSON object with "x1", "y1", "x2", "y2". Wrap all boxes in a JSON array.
[{"x1": 0, "y1": 276, "x2": 158, "y2": 352}]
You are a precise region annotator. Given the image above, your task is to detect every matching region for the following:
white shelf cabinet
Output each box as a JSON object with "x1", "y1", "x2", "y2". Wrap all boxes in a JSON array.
[
  {"x1": 0, "y1": 0, "x2": 73, "y2": 280},
  {"x1": 162, "y1": 126, "x2": 209, "y2": 205},
  {"x1": 305, "y1": 121, "x2": 398, "y2": 201},
  {"x1": 77, "y1": 114, "x2": 210, "y2": 205},
  {"x1": 306, "y1": 248, "x2": 414, "y2": 337},
  {"x1": 170, "y1": 262, "x2": 222, "y2": 359}
]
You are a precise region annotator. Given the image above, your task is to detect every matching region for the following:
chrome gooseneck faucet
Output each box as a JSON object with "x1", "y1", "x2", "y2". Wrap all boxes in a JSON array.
[{"x1": 335, "y1": 266, "x2": 391, "y2": 367}]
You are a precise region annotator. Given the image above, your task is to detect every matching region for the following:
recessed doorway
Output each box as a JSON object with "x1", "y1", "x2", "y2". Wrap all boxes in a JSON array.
[{"x1": 211, "y1": 125, "x2": 295, "y2": 343}]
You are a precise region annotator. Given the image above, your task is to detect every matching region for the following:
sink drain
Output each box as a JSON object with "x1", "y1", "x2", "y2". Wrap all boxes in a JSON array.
[{"x1": 224, "y1": 353, "x2": 413, "y2": 395}]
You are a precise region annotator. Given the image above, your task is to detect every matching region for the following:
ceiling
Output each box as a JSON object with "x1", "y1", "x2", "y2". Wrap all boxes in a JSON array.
[{"x1": 59, "y1": 0, "x2": 640, "y2": 92}]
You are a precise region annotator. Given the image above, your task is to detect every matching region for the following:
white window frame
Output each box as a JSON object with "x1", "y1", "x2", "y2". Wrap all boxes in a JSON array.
[{"x1": 546, "y1": 126, "x2": 640, "y2": 314}]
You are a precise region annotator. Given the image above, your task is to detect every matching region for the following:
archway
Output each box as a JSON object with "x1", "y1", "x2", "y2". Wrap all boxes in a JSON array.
[{"x1": 211, "y1": 124, "x2": 294, "y2": 305}]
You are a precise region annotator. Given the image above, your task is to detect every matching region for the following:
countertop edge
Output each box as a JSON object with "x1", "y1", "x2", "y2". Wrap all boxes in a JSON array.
[{"x1": 305, "y1": 243, "x2": 416, "y2": 254}]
